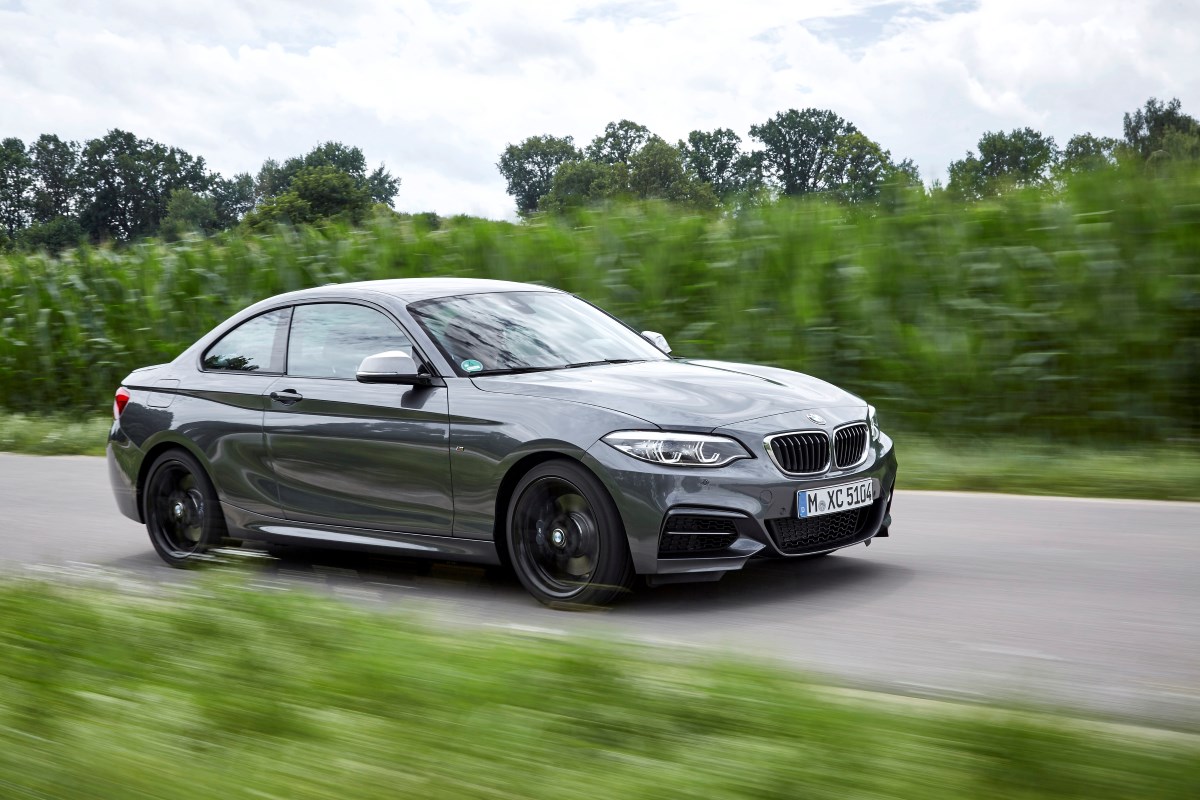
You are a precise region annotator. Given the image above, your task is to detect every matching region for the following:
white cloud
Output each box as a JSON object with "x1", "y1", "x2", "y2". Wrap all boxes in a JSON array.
[{"x1": 0, "y1": 0, "x2": 1195, "y2": 218}]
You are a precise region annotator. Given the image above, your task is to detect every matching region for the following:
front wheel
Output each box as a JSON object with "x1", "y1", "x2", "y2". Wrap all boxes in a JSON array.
[
  {"x1": 143, "y1": 449, "x2": 226, "y2": 567},
  {"x1": 507, "y1": 460, "x2": 634, "y2": 608}
]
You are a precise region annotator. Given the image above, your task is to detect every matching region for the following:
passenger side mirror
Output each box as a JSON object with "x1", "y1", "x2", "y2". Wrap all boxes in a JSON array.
[
  {"x1": 356, "y1": 351, "x2": 431, "y2": 385},
  {"x1": 641, "y1": 331, "x2": 672, "y2": 355}
]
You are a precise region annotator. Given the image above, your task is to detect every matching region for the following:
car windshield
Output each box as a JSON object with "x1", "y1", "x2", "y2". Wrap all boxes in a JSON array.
[{"x1": 409, "y1": 291, "x2": 669, "y2": 376}]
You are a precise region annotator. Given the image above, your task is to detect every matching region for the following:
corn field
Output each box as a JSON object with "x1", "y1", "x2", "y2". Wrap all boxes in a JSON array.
[{"x1": 1, "y1": 168, "x2": 1197, "y2": 442}]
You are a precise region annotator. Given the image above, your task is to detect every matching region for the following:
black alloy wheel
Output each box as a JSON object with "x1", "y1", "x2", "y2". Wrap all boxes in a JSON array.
[
  {"x1": 507, "y1": 460, "x2": 634, "y2": 607},
  {"x1": 144, "y1": 449, "x2": 225, "y2": 566}
]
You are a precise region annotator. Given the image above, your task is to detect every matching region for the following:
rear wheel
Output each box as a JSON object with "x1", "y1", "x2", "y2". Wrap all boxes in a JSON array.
[
  {"x1": 143, "y1": 449, "x2": 225, "y2": 567},
  {"x1": 507, "y1": 460, "x2": 634, "y2": 608}
]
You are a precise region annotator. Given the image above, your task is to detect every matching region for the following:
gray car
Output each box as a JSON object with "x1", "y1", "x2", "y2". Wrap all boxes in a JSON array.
[{"x1": 108, "y1": 278, "x2": 897, "y2": 606}]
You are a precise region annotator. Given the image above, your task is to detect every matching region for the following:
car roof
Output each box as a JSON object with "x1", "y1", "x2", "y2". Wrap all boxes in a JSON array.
[{"x1": 271, "y1": 278, "x2": 563, "y2": 305}]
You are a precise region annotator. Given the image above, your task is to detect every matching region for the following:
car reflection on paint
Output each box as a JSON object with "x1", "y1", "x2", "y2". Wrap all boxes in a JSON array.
[{"x1": 108, "y1": 278, "x2": 897, "y2": 607}]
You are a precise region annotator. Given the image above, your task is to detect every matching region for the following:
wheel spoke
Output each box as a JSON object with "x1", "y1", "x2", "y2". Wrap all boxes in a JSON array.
[{"x1": 555, "y1": 493, "x2": 586, "y2": 514}]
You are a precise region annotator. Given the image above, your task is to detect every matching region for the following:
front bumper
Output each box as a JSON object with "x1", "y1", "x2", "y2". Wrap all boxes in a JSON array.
[{"x1": 583, "y1": 415, "x2": 898, "y2": 579}]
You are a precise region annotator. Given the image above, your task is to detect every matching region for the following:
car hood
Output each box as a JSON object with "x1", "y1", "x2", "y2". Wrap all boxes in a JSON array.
[{"x1": 471, "y1": 359, "x2": 863, "y2": 430}]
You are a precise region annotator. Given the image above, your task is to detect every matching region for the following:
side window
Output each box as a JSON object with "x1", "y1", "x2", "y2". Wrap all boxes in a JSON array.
[
  {"x1": 287, "y1": 303, "x2": 412, "y2": 379},
  {"x1": 202, "y1": 308, "x2": 291, "y2": 373}
]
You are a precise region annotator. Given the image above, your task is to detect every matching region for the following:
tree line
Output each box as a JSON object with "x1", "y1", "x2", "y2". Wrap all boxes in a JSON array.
[
  {"x1": 0, "y1": 133, "x2": 399, "y2": 251},
  {"x1": 1, "y1": 96, "x2": 1195, "y2": 251},
  {"x1": 497, "y1": 97, "x2": 1200, "y2": 215}
]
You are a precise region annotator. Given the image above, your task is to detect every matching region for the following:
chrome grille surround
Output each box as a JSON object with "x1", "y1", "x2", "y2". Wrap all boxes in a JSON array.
[
  {"x1": 764, "y1": 430, "x2": 830, "y2": 476},
  {"x1": 832, "y1": 422, "x2": 870, "y2": 470}
]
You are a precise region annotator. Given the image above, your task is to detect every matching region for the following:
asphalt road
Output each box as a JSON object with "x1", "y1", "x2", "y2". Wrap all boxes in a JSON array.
[{"x1": 3, "y1": 453, "x2": 1198, "y2": 726}]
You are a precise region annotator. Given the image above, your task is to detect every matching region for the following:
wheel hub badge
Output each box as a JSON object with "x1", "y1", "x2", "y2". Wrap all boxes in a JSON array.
[
  {"x1": 173, "y1": 502, "x2": 185, "y2": 520},
  {"x1": 551, "y1": 528, "x2": 566, "y2": 547}
]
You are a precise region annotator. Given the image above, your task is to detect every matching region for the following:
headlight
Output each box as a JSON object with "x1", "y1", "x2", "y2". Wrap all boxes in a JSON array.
[
  {"x1": 868, "y1": 405, "x2": 880, "y2": 440},
  {"x1": 603, "y1": 431, "x2": 751, "y2": 467}
]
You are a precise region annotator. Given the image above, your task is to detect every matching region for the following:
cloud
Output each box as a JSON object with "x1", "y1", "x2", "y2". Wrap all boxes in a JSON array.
[{"x1": 0, "y1": 0, "x2": 1194, "y2": 218}]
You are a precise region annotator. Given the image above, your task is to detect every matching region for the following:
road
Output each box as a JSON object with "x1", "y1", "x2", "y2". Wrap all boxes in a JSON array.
[{"x1": 2, "y1": 453, "x2": 1198, "y2": 726}]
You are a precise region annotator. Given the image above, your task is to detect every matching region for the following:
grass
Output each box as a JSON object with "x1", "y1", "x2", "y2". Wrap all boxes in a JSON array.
[
  {"x1": 899, "y1": 435, "x2": 1200, "y2": 501},
  {"x1": 1, "y1": 413, "x2": 1197, "y2": 501},
  {"x1": 0, "y1": 576, "x2": 1196, "y2": 799},
  {"x1": 0, "y1": 412, "x2": 109, "y2": 456}
]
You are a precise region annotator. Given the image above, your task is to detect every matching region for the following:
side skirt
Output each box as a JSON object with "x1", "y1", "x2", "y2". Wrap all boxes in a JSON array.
[{"x1": 221, "y1": 502, "x2": 502, "y2": 566}]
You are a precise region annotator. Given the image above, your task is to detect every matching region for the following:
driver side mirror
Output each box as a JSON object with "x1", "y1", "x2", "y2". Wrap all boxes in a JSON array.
[
  {"x1": 641, "y1": 331, "x2": 672, "y2": 355},
  {"x1": 356, "y1": 351, "x2": 431, "y2": 386}
]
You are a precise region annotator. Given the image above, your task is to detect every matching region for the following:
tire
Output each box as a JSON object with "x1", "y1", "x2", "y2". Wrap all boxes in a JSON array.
[
  {"x1": 506, "y1": 459, "x2": 635, "y2": 608},
  {"x1": 142, "y1": 449, "x2": 226, "y2": 567}
]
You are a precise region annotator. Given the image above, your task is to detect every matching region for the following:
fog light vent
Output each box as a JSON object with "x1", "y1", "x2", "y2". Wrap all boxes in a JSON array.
[{"x1": 659, "y1": 515, "x2": 738, "y2": 555}]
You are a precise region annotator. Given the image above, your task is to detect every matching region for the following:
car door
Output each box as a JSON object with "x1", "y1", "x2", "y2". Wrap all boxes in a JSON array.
[
  {"x1": 263, "y1": 301, "x2": 453, "y2": 535},
  {"x1": 191, "y1": 305, "x2": 292, "y2": 517}
]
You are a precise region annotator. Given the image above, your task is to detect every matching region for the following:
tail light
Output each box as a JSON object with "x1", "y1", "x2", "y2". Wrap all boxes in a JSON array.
[{"x1": 113, "y1": 387, "x2": 131, "y2": 419}]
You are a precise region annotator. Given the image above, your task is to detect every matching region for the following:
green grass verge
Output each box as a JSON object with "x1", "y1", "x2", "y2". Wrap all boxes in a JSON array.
[
  {"x1": 1, "y1": 413, "x2": 1197, "y2": 501},
  {"x1": 1, "y1": 577, "x2": 1195, "y2": 799},
  {"x1": 0, "y1": 412, "x2": 109, "y2": 456},
  {"x1": 899, "y1": 435, "x2": 1200, "y2": 501}
]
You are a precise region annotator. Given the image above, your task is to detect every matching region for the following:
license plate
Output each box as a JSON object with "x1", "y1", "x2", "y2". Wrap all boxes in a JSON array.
[{"x1": 797, "y1": 479, "x2": 873, "y2": 518}]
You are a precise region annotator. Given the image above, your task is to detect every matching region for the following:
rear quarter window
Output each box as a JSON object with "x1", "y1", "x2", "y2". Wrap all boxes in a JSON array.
[{"x1": 202, "y1": 308, "x2": 291, "y2": 373}]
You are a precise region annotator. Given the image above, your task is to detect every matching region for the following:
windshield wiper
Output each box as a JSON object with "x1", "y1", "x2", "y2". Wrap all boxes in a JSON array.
[
  {"x1": 562, "y1": 358, "x2": 647, "y2": 369},
  {"x1": 472, "y1": 364, "x2": 568, "y2": 376}
]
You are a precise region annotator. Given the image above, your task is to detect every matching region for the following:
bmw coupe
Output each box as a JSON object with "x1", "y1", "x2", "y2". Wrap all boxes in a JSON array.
[{"x1": 108, "y1": 278, "x2": 897, "y2": 606}]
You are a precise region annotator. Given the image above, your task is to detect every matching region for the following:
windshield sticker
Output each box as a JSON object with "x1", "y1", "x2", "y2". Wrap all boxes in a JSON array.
[{"x1": 461, "y1": 359, "x2": 484, "y2": 373}]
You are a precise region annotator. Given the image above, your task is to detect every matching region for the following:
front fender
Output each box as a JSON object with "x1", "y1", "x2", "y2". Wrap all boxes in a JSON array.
[{"x1": 445, "y1": 379, "x2": 650, "y2": 540}]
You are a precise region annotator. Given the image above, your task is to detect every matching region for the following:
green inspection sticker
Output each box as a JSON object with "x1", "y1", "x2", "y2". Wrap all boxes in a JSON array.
[{"x1": 461, "y1": 359, "x2": 483, "y2": 373}]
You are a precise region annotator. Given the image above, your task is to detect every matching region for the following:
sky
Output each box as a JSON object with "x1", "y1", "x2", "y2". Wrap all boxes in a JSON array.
[{"x1": 0, "y1": 0, "x2": 1196, "y2": 219}]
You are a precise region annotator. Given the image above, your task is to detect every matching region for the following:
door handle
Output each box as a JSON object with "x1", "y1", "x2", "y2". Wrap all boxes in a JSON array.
[{"x1": 270, "y1": 389, "x2": 303, "y2": 405}]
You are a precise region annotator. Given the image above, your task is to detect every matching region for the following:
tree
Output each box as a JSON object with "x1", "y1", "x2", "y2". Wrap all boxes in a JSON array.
[
  {"x1": 0, "y1": 137, "x2": 31, "y2": 238},
  {"x1": 1123, "y1": 97, "x2": 1199, "y2": 162},
  {"x1": 211, "y1": 172, "x2": 256, "y2": 228},
  {"x1": 27, "y1": 134, "x2": 79, "y2": 224},
  {"x1": 947, "y1": 128, "x2": 1058, "y2": 200},
  {"x1": 242, "y1": 165, "x2": 372, "y2": 231},
  {"x1": 748, "y1": 109, "x2": 914, "y2": 203},
  {"x1": 76, "y1": 129, "x2": 210, "y2": 241},
  {"x1": 585, "y1": 120, "x2": 653, "y2": 165},
  {"x1": 497, "y1": 135, "x2": 581, "y2": 215},
  {"x1": 256, "y1": 142, "x2": 399, "y2": 207},
  {"x1": 749, "y1": 108, "x2": 859, "y2": 196},
  {"x1": 161, "y1": 188, "x2": 219, "y2": 239},
  {"x1": 1159, "y1": 127, "x2": 1200, "y2": 162},
  {"x1": 17, "y1": 216, "x2": 84, "y2": 253},
  {"x1": 628, "y1": 138, "x2": 717, "y2": 209},
  {"x1": 255, "y1": 158, "x2": 289, "y2": 202},
  {"x1": 539, "y1": 161, "x2": 625, "y2": 214},
  {"x1": 891, "y1": 158, "x2": 922, "y2": 185},
  {"x1": 679, "y1": 128, "x2": 752, "y2": 201},
  {"x1": 829, "y1": 132, "x2": 894, "y2": 204},
  {"x1": 1056, "y1": 133, "x2": 1119, "y2": 178}
]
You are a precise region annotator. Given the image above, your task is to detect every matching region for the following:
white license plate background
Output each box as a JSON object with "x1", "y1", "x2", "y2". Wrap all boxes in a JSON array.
[{"x1": 797, "y1": 479, "x2": 873, "y2": 518}]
